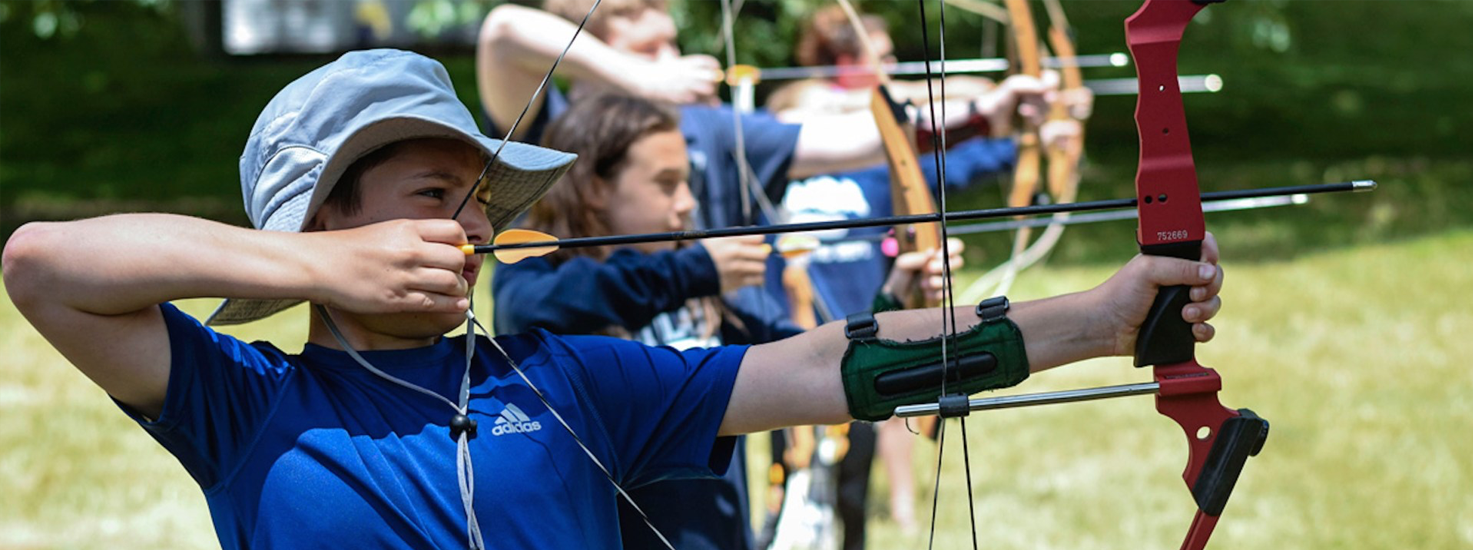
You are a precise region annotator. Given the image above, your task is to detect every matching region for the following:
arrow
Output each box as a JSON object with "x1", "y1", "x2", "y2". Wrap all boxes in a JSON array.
[{"x1": 465, "y1": 180, "x2": 1374, "y2": 263}]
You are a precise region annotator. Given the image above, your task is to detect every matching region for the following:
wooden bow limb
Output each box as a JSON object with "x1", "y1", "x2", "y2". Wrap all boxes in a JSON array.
[
  {"x1": 834, "y1": 0, "x2": 944, "y2": 309},
  {"x1": 985, "y1": 0, "x2": 1091, "y2": 300},
  {"x1": 991, "y1": 0, "x2": 1049, "y2": 301}
]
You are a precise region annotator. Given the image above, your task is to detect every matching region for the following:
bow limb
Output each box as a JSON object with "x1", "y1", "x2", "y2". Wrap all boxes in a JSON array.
[
  {"x1": 834, "y1": 0, "x2": 944, "y2": 307},
  {"x1": 983, "y1": 0, "x2": 1045, "y2": 300},
  {"x1": 1127, "y1": 1, "x2": 1266, "y2": 549},
  {"x1": 943, "y1": 0, "x2": 1012, "y2": 25},
  {"x1": 1042, "y1": 0, "x2": 1085, "y2": 205},
  {"x1": 985, "y1": 0, "x2": 1089, "y2": 299},
  {"x1": 1002, "y1": 0, "x2": 1044, "y2": 214}
]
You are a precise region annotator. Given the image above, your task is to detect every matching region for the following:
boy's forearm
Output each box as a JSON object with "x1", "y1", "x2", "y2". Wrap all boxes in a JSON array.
[
  {"x1": 4, "y1": 214, "x2": 318, "y2": 316},
  {"x1": 725, "y1": 292, "x2": 1114, "y2": 434}
]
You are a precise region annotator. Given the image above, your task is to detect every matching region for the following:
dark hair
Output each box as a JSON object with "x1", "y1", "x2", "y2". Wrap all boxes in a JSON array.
[
  {"x1": 794, "y1": 5, "x2": 888, "y2": 68},
  {"x1": 321, "y1": 141, "x2": 410, "y2": 217},
  {"x1": 320, "y1": 138, "x2": 486, "y2": 219},
  {"x1": 531, "y1": 94, "x2": 739, "y2": 340},
  {"x1": 528, "y1": 93, "x2": 680, "y2": 263}
]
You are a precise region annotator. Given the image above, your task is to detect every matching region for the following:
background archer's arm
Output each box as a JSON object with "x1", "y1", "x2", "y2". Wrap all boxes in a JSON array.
[{"x1": 476, "y1": 4, "x2": 719, "y2": 140}]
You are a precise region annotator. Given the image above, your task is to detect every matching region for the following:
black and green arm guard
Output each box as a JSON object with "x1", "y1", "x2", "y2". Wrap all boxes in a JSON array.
[{"x1": 841, "y1": 297, "x2": 1030, "y2": 421}]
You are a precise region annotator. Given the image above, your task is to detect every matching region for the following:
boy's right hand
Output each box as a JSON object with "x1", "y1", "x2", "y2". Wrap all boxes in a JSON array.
[
  {"x1": 701, "y1": 235, "x2": 769, "y2": 294},
  {"x1": 309, "y1": 219, "x2": 473, "y2": 314}
]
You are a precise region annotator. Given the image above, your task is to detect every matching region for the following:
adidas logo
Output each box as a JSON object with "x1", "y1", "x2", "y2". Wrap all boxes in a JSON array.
[{"x1": 491, "y1": 403, "x2": 542, "y2": 436}]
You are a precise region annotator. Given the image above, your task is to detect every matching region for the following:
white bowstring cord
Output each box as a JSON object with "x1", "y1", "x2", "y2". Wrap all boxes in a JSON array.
[
  {"x1": 315, "y1": 303, "x2": 483, "y2": 549},
  {"x1": 471, "y1": 317, "x2": 676, "y2": 550}
]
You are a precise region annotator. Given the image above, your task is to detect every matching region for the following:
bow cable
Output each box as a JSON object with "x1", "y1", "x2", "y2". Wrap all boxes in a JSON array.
[
  {"x1": 909, "y1": 0, "x2": 984, "y2": 547},
  {"x1": 441, "y1": 1, "x2": 679, "y2": 547}
]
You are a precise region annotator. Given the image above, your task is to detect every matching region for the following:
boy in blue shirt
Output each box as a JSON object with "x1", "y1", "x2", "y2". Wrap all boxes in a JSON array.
[{"x1": 3, "y1": 50, "x2": 1226, "y2": 549}]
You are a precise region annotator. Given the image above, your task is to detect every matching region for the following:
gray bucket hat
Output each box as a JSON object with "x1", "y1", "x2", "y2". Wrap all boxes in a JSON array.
[{"x1": 206, "y1": 49, "x2": 575, "y2": 326}]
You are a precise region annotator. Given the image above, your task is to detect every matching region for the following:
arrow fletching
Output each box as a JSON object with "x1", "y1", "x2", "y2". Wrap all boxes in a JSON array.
[{"x1": 487, "y1": 229, "x2": 560, "y2": 264}]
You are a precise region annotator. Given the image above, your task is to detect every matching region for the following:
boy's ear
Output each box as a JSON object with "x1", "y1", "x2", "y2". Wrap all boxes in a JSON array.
[{"x1": 303, "y1": 210, "x2": 328, "y2": 232}]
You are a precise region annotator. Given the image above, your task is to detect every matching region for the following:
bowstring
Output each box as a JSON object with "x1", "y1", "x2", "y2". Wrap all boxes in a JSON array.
[
  {"x1": 451, "y1": 0, "x2": 605, "y2": 222},
  {"x1": 916, "y1": 0, "x2": 981, "y2": 548},
  {"x1": 446, "y1": 2, "x2": 677, "y2": 548}
]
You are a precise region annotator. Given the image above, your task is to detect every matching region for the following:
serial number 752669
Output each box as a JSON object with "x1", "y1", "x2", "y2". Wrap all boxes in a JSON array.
[{"x1": 1156, "y1": 230, "x2": 1191, "y2": 242}]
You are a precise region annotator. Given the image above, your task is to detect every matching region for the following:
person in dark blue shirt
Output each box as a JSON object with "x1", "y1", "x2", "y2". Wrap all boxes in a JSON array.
[
  {"x1": 494, "y1": 93, "x2": 965, "y2": 550},
  {"x1": 3, "y1": 50, "x2": 1227, "y2": 550},
  {"x1": 475, "y1": 1, "x2": 1050, "y2": 230}
]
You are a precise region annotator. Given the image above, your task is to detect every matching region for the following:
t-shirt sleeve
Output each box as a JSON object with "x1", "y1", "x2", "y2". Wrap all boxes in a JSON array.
[
  {"x1": 923, "y1": 136, "x2": 1017, "y2": 192},
  {"x1": 492, "y1": 247, "x2": 720, "y2": 335},
  {"x1": 681, "y1": 105, "x2": 802, "y2": 228},
  {"x1": 738, "y1": 109, "x2": 804, "y2": 202},
  {"x1": 115, "y1": 302, "x2": 295, "y2": 489},
  {"x1": 545, "y1": 333, "x2": 747, "y2": 488}
]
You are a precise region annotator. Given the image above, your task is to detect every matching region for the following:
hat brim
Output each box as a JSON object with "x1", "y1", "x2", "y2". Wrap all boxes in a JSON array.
[{"x1": 206, "y1": 117, "x2": 574, "y2": 327}]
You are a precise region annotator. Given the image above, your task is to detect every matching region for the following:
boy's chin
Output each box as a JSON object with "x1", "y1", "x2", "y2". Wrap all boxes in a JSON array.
[{"x1": 364, "y1": 311, "x2": 472, "y2": 341}]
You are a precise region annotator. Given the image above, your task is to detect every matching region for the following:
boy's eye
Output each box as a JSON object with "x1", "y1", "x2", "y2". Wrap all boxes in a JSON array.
[{"x1": 417, "y1": 188, "x2": 446, "y2": 199}]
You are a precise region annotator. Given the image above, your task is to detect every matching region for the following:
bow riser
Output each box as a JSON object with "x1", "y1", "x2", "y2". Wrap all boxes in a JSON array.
[
  {"x1": 1129, "y1": 0, "x2": 1210, "y2": 254},
  {"x1": 872, "y1": 85, "x2": 942, "y2": 257},
  {"x1": 1128, "y1": 2, "x2": 1267, "y2": 549}
]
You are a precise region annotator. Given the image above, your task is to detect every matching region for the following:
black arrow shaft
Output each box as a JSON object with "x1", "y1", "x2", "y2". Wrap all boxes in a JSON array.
[{"x1": 474, "y1": 180, "x2": 1373, "y2": 254}]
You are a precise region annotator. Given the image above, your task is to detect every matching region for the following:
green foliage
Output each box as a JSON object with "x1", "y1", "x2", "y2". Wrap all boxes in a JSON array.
[{"x1": 3, "y1": 0, "x2": 1471, "y2": 252}]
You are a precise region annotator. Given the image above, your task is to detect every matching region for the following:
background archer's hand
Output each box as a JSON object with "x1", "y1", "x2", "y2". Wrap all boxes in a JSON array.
[
  {"x1": 630, "y1": 54, "x2": 721, "y2": 105},
  {"x1": 975, "y1": 73, "x2": 1052, "y2": 135},
  {"x1": 701, "y1": 235, "x2": 769, "y2": 293},
  {"x1": 1091, "y1": 232, "x2": 1224, "y2": 356},
  {"x1": 883, "y1": 238, "x2": 965, "y2": 308},
  {"x1": 309, "y1": 219, "x2": 472, "y2": 314}
]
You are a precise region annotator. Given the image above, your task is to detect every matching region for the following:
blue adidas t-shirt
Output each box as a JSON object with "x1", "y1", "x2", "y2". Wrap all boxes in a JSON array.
[{"x1": 124, "y1": 303, "x2": 747, "y2": 549}]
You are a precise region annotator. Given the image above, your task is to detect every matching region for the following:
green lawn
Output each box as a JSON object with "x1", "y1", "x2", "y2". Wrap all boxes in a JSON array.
[{"x1": 3, "y1": 229, "x2": 1469, "y2": 549}]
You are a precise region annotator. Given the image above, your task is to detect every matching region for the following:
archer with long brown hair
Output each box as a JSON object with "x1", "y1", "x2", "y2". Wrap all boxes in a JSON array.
[{"x1": 493, "y1": 92, "x2": 964, "y2": 550}]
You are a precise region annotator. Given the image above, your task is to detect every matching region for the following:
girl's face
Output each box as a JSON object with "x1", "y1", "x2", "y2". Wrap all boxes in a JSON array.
[{"x1": 600, "y1": 129, "x2": 693, "y2": 253}]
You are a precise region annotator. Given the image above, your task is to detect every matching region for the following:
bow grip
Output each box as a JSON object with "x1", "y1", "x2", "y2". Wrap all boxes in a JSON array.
[{"x1": 1134, "y1": 239, "x2": 1201, "y2": 367}]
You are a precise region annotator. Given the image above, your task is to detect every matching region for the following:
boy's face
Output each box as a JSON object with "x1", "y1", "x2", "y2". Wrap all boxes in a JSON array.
[
  {"x1": 601, "y1": 129, "x2": 693, "y2": 253},
  {"x1": 315, "y1": 138, "x2": 492, "y2": 338},
  {"x1": 601, "y1": 7, "x2": 680, "y2": 62}
]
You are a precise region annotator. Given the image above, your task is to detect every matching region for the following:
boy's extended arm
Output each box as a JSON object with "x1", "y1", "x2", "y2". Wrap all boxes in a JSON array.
[
  {"x1": 2, "y1": 214, "x2": 471, "y2": 418},
  {"x1": 719, "y1": 244, "x2": 1225, "y2": 436}
]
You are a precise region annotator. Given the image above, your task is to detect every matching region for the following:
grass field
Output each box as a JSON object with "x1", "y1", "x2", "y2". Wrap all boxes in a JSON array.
[{"x1": 2, "y1": 230, "x2": 1470, "y2": 549}]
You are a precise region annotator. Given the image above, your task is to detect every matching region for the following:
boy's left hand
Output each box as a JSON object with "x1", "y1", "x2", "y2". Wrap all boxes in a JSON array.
[{"x1": 1091, "y1": 232, "x2": 1224, "y2": 357}]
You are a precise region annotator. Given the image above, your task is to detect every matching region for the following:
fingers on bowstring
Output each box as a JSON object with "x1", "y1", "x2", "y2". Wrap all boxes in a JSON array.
[
  {"x1": 416, "y1": 218, "x2": 471, "y2": 245},
  {"x1": 415, "y1": 241, "x2": 473, "y2": 273},
  {"x1": 396, "y1": 287, "x2": 471, "y2": 313},
  {"x1": 408, "y1": 266, "x2": 470, "y2": 298}
]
